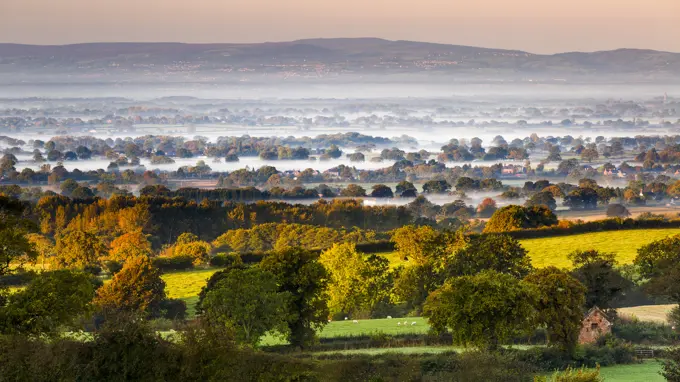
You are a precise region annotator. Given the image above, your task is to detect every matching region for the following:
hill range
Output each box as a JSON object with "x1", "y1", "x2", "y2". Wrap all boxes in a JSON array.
[{"x1": 1, "y1": 38, "x2": 679, "y2": 83}]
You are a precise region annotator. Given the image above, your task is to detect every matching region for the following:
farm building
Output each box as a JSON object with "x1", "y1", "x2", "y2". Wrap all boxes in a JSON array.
[{"x1": 578, "y1": 306, "x2": 612, "y2": 344}]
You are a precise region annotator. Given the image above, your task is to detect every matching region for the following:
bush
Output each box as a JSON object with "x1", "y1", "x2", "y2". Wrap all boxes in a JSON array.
[
  {"x1": 152, "y1": 255, "x2": 194, "y2": 271},
  {"x1": 613, "y1": 316, "x2": 680, "y2": 345},
  {"x1": 158, "y1": 298, "x2": 187, "y2": 321},
  {"x1": 209, "y1": 253, "x2": 243, "y2": 268},
  {"x1": 536, "y1": 366, "x2": 603, "y2": 382}
]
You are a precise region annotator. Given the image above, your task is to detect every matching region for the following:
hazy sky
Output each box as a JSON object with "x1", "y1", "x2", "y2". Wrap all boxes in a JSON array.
[{"x1": 2, "y1": 0, "x2": 679, "y2": 53}]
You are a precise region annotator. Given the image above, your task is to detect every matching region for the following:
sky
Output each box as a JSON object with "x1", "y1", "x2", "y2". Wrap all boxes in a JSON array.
[{"x1": 1, "y1": 0, "x2": 679, "y2": 53}]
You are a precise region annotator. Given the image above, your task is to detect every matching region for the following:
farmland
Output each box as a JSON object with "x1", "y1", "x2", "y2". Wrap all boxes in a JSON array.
[
  {"x1": 162, "y1": 228, "x2": 680, "y2": 316},
  {"x1": 519, "y1": 228, "x2": 680, "y2": 268}
]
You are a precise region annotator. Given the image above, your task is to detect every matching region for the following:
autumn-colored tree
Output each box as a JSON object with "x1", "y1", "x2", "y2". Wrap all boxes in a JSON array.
[
  {"x1": 117, "y1": 204, "x2": 151, "y2": 233},
  {"x1": 94, "y1": 255, "x2": 166, "y2": 316},
  {"x1": 170, "y1": 232, "x2": 211, "y2": 265},
  {"x1": 391, "y1": 225, "x2": 440, "y2": 264},
  {"x1": 54, "y1": 229, "x2": 107, "y2": 269},
  {"x1": 476, "y1": 197, "x2": 497, "y2": 218},
  {"x1": 109, "y1": 231, "x2": 153, "y2": 262}
]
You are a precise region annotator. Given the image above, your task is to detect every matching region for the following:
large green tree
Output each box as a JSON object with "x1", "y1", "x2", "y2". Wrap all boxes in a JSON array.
[
  {"x1": 0, "y1": 270, "x2": 96, "y2": 336},
  {"x1": 201, "y1": 267, "x2": 291, "y2": 347},
  {"x1": 524, "y1": 267, "x2": 586, "y2": 353},
  {"x1": 444, "y1": 234, "x2": 534, "y2": 279},
  {"x1": 259, "y1": 248, "x2": 329, "y2": 349},
  {"x1": 320, "y1": 243, "x2": 394, "y2": 318},
  {"x1": 569, "y1": 250, "x2": 632, "y2": 309},
  {"x1": 635, "y1": 235, "x2": 680, "y2": 303},
  {"x1": 0, "y1": 196, "x2": 38, "y2": 276},
  {"x1": 423, "y1": 270, "x2": 536, "y2": 351}
]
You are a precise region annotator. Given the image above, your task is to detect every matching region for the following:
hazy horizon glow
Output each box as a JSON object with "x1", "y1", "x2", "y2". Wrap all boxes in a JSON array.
[{"x1": 1, "y1": 0, "x2": 679, "y2": 53}]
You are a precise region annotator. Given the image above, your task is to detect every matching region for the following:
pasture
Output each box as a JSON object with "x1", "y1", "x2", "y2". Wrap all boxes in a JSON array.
[
  {"x1": 518, "y1": 228, "x2": 680, "y2": 268},
  {"x1": 162, "y1": 268, "x2": 220, "y2": 316},
  {"x1": 595, "y1": 360, "x2": 664, "y2": 382}
]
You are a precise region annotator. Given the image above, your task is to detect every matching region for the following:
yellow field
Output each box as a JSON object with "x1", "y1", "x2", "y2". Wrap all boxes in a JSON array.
[
  {"x1": 519, "y1": 228, "x2": 680, "y2": 268},
  {"x1": 618, "y1": 304, "x2": 676, "y2": 324},
  {"x1": 162, "y1": 268, "x2": 220, "y2": 316}
]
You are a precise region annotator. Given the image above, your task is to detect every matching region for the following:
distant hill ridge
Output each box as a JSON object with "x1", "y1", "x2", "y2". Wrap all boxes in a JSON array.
[{"x1": 0, "y1": 38, "x2": 678, "y2": 80}]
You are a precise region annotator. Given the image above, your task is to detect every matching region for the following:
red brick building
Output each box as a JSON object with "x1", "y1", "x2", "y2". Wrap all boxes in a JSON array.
[{"x1": 578, "y1": 306, "x2": 612, "y2": 344}]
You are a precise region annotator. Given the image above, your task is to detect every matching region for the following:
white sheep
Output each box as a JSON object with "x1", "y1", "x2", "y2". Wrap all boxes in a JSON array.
[
  {"x1": 397, "y1": 322, "x2": 401, "y2": 326},
  {"x1": 386, "y1": 316, "x2": 392, "y2": 319},
  {"x1": 411, "y1": 322, "x2": 417, "y2": 326},
  {"x1": 352, "y1": 319, "x2": 359, "y2": 324},
  {"x1": 344, "y1": 317, "x2": 348, "y2": 320},
  {"x1": 403, "y1": 321, "x2": 408, "y2": 326}
]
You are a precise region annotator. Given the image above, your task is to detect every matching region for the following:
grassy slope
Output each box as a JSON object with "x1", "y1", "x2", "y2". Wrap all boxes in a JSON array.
[
  {"x1": 618, "y1": 304, "x2": 676, "y2": 324},
  {"x1": 519, "y1": 228, "x2": 680, "y2": 268}
]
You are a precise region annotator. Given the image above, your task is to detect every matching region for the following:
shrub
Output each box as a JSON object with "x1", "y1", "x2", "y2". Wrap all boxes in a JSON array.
[
  {"x1": 152, "y1": 255, "x2": 194, "y2": 271},
  {"x1": 158, "y1": 298, "x2": 187, "y2": 320},
  {"x1": 209, "y1": 253, "x2": 243, "y2": 268},
  {"x1": 535, "y1": 366, "x2": 603, "y2": 382}
]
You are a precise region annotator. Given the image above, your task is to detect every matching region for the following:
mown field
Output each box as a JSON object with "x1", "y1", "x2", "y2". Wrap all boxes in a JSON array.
[
  {"x1": 594, "y1": 360, "x2": 664, "y2": 382},
  {"x1": 618, "y1": 304, "x2": 676, "y2": 324},
  {"x1": 519, "y1": 228, "x2": 680, "y2": 268}
]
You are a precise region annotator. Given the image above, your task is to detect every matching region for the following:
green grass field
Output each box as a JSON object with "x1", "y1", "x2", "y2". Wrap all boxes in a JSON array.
[
  {"x1": 596, "y1": 360, "x2": 664, "y2": 382},
  {"x1": 162, "y1": 268, "x2": 220, "y2": 316},
  {"x1": 519, "y1": 228, "x2": 680, "y2": 268}
]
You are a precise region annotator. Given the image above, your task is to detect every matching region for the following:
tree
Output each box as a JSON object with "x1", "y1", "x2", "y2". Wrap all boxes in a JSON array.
[
  {"x1": 606, "y1": 204, "x2": 630, "y2": 218},
  {"x1": 395, "y1": 180, "x2": 417, "y2": 197},
  {"x1": 581, "y1": 148, "x2": 599, "y2": 163},
  {"x1": 661, "y1": 347, "x2": 680, "y2": 382},
  {"x1": 370, "y1": 184, "x2": 393, "y2": 198},
  {"x1": 391, "y1": 225, "x2": 440, "y2": 265},
  {"x1": 525, "y1": 191, "x2": 557, "y2": 211},
  {"x1": 339, "y1": 184, "x2": 366, "y2": 197},
  {"x1": 94, "y1": 255, "x2": 166, "y2": 316},
  {"x1": 171, "y1": 233, "x2": 212, "y2": 265},
  {"x1": 320, "y1": 244, "x2": 394, "y2": 318},
  {"x1": 476, "y1": 198, "x2": 497, "y2": 218},
  {"x1": 319, "y1": 243, "x2": 366, "y2": 317},
  {"x1": 422, "y1": 179, "x2": 451, "y2": 194},
  {"x1": 423, "y1": 270, "x2": 536, "y2": 351},
  {"x1": 0, "y1": 196, "x2": 37, "y2": 276},
  {"x1": 259, "y1": 248, "x2": 329, "y2": 349},
  {"x1": 0, "y1": 270, "x2": 96, "y2": 336},
  {"x1": 635, "y1": 235, "x2": 680, "y2": 303},
  {"x1": 563, "y1": 187, "x2": 599, "y2": 210},
  {"x1": 54, "y1": 229, "x2": 107, "y2": 270},
  {"x1": 484, "y1": 205, "x2": 557, "y2": 233},
  {"x1": 109, "y1": 231, "x2": 153, "y2": 262},
  {"x1": 524, "y1": 267, "x2": 586, "y2": 353},
  {"x1": 201, "y1": 267, "x2": 291, "y2": 347},
  {"x1": 445, "y1": 234, "x2": 534, "y2": 279},
  {"x1": 569, "y1": 250, "x2": 632, "y2": 309}
]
